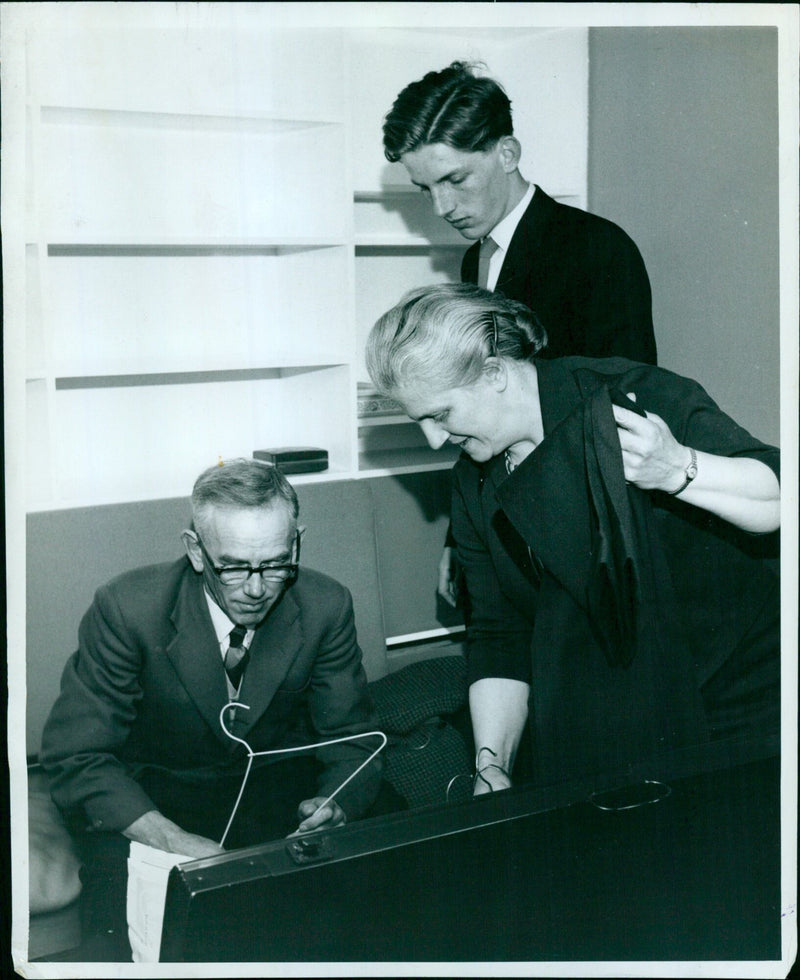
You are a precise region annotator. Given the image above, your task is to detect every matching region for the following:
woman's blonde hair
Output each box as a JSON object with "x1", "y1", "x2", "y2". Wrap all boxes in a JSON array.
[{"x1": 366, "y1": 282, "x2": 547, "y2": 397}]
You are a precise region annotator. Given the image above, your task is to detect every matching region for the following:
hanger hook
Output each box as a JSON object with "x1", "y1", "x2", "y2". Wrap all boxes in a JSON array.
[{"x1": 219, "y1": 701, "x2": 253, "y2": 754}]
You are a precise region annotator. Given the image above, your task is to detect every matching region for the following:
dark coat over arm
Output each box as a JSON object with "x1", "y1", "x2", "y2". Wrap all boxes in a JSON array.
[{"x1": 451, "y1": 357, "x2": 779, "y2": 785}]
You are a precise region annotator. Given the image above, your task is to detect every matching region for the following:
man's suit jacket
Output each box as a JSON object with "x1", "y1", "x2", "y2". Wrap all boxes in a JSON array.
[
  {"x1": 40, "y1": 559, "x2": 382, "y2": 834},
  {"x1": 462, "y1": 186, "x2": 657, "y2": 364}
]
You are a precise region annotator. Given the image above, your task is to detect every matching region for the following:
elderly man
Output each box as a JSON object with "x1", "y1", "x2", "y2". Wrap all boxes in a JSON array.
[{"x1": 40, "y1": 458, "x2": 391, "y2": 958}]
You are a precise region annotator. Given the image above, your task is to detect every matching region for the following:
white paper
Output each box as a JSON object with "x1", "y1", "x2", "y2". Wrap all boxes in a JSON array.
[{"x1": 126, "y1": 841, "x2": 194, "y2": 964}]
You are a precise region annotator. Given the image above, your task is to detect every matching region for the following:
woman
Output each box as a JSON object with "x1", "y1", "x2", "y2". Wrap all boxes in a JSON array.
[{"x1": 366, "y1": 283, "x2": 780, "y2": 792}]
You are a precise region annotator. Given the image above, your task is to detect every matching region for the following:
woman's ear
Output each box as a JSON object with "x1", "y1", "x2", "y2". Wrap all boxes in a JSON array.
[{"x1": 482, "y1": 356, "x2": 509, "y2": 391}]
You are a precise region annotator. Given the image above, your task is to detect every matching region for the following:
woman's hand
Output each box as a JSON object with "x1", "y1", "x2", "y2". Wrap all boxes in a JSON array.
[
  {"x1": 473, "y1": 759, "x2": 512, "y2": 796},
  {"x1": 612, "y1": 393, "x2": 690, "y2": 493},
  {"x1": 612, "y1": 392, "x2": 780, "y2": 533}
]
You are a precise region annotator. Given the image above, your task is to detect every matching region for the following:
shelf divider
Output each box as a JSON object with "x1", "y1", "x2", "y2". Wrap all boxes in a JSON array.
[
  {"x1": 55, "y1": 364, "x2": 345, "y2": 390},
  {"x1": 47, "y1": 241, "x2": 344, "y2": 257}
]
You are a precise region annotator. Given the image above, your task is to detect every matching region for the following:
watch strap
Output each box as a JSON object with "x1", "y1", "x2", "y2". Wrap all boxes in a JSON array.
[{"x1": 668, "y1": 446, "x2": 698, "y2": 496}]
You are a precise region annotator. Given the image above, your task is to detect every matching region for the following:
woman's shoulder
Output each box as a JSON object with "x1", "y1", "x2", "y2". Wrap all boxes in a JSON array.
[{"x1": 552, "y1": 356, "x2": 707, "y2": 401}]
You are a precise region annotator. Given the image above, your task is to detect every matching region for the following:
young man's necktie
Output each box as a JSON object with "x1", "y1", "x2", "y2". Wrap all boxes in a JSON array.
[{"x1": 477, "y1": 236, "x2": 499, "y2": 289}]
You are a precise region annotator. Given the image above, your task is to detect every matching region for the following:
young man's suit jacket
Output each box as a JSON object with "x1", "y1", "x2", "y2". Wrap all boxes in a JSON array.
[
  {"x1": 462, "y1": 186, "x2": 658, "y2": 364},
  {"x1": 40, "y1": 559, "x2": 382, "y2": 834}
]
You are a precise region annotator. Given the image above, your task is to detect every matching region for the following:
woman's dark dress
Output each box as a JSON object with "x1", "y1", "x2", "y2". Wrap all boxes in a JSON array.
[{"x1": 451, "y1": 356, "x2": 780, "y2": 787}]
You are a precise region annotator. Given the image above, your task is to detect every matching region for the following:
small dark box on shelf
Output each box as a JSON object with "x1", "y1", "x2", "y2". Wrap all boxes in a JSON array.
[{"x1": 253, "y1": 447, "x2": 329, "y2": 474}]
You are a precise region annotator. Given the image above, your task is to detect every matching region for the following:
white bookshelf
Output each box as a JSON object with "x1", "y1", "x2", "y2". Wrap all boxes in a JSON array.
[{"x1": 19, "y1": 17, "x2": 588, "y2": 510}]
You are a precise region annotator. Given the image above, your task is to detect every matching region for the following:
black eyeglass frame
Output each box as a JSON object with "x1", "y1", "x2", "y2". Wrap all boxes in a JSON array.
[{"x1": 194, "y1": 529, "x2": 301, "y2": 585}]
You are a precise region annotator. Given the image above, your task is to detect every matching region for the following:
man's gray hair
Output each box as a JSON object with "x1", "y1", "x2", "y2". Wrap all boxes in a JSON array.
[{"x1": 191, "y1": 458, "x2": 299, "y2": 537}]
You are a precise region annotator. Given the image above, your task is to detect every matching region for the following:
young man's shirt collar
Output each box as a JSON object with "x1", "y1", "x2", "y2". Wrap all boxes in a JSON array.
[{"x1": 484, "y1": 181, "x2": 535, "y2": 291}]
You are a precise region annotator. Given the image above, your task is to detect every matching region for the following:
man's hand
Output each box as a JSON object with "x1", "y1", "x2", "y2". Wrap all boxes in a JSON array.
[
  {"x1": 295, "y1": 797, "x2": 347, "y2": 834},
  {"x1": 123, "y1": 810, "x2": 225, "y2": 858},
  {"x1": 438, "y1": 545, "x2": 460, "y2": 607}
]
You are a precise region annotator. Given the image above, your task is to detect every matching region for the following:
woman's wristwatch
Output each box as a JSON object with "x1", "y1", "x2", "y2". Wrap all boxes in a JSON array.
[{"x1": 669, "y1": 446, "x2": 698, "y2": 496}]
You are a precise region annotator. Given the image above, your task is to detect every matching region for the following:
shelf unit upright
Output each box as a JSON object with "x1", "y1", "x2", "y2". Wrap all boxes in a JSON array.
[
  {"x1": 21, "y1": 21, "x2": 588, "y2": 512},
  {"x1": 24, "y1": 26, "x2": 357, "y2": 511}
]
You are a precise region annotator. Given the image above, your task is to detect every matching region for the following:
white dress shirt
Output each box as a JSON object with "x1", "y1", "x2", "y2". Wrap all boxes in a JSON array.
[{"x1": 483, "y1": 181, "x2": 535, "y2": 291}]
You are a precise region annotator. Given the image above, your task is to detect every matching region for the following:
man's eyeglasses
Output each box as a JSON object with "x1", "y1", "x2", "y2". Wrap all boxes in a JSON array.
[{"x1": 195, "y1": 530, "x2": 301, "y2": 586}]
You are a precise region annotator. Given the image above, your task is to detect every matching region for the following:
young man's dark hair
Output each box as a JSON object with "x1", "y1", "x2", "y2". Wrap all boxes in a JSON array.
[{"x1": 383, "y1": 61, "x2": 513, "y2": 161}]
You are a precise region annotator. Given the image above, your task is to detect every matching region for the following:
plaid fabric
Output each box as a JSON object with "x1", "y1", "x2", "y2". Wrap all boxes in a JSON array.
[
  {"x1": 369, "y1": 656, "x2": 471, "y2": 809},
  {"x1": 369, "y1": 656, "x2": 468, "y2": 735},
  {"x1": 383, "y1": 722, "x2": 472, "y2": 809}
]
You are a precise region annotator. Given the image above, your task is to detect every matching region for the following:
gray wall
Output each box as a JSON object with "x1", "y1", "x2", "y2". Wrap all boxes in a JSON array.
[{"x1": 588, "y1": 27, "x2": 779, "y2": 445}]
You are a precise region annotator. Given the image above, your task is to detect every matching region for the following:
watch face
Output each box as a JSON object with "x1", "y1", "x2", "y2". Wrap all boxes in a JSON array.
[{"x1": 687, "y1": 462, "x2": 698, "y2": 479}]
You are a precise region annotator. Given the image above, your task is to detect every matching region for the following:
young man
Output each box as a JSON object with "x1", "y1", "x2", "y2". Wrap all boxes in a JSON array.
[
  {"x1": 383, "y1": 60, "x2": 657, "y2": 364},
  {"x1": 383, "y1": 61, "x2": 658, "y2": 603}
]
